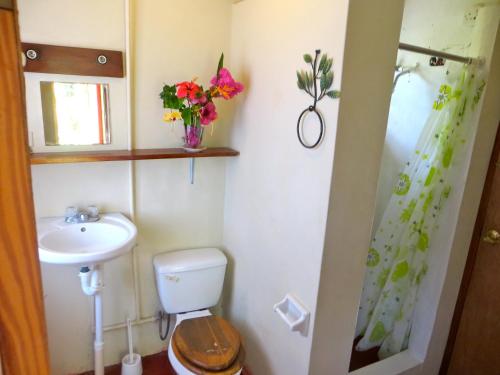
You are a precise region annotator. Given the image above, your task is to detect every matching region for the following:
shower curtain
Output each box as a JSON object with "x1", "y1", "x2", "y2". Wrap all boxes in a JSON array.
[{"x1": 355, "y1": 64, "x2": 486, "y2": 359}]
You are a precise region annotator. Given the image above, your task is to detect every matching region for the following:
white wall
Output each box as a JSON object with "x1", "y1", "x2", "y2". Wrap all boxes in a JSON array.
[
  {"x1": 221, "y1": 0, "x2": 348, "y2": 374},
  {"x1": 132, "y1": 0, "x2": 233, "y2": 344},
  {"x1": 133, "y1": 0, "x2": 233, "y2": 149},
  {"x1": 19, "y1": 0, "x2": 234, "y2": 373}
]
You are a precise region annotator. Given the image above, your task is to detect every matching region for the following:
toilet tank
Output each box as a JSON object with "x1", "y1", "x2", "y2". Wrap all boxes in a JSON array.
[{"x1": 153, "y1": 248, "x2": 227, "y2": 314}]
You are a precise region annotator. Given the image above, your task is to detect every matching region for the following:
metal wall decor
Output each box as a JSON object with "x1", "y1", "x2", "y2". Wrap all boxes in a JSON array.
[{"x1": 296, "y1": 49, "x2": 340, "y2": 148}]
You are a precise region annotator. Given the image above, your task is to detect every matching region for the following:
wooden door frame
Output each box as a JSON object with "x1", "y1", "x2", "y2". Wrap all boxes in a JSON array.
[
  {"x1": 440, "y1": 123, "x2": 500, "y2": 374},
  {"x1": 0, "y1": 1, "x2": 50, "y2": 374}
]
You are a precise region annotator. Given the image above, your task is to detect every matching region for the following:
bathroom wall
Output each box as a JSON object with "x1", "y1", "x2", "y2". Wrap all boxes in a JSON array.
[
  {"x1": 221, "y1": 0, "x2": 349, "y2": 374},
  {"x1": 131, "y1": 0, "x2": 232, "y2": 357},
  {"x1": 19, "y1": 0, "x2": 233, "y2": 373},
  {"x1": 19, "y1": 0, "x2": 497, "y2": 374}
]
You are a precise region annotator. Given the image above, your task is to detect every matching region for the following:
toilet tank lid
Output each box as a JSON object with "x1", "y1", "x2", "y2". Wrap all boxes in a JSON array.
[{"x1": 153, "y1": 248, "x2": 227, "y2": 274}]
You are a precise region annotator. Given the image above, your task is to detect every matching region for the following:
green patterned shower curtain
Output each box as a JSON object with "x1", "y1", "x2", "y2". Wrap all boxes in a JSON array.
[{"x1": 355, "y1": 65, "x2": 486, "y2": 359}]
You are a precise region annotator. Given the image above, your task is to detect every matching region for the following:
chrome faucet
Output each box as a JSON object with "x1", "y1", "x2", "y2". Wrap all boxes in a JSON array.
[{"x1": 65, "y1": 206, "x2": 100, "y2": 223}]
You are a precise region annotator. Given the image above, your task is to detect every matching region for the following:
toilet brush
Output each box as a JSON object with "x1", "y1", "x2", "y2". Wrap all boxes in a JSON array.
[
  {"x1": 127, "y1": 318, "x2": 134, "y2": 364},
  {"x1": 121, "y1": 317, "x2": 142, "y2": 375}
]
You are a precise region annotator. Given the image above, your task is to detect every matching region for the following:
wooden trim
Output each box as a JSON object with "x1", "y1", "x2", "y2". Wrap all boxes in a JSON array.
[
  {"x1": 22, "y1": 43, "x2": 124, "y2": 77},
  {"x1": 0, "y1": 0, "x2": 13, "y2": 10},
  {"x1": 30, "y1": 147, "x2": 240, "y2": 164},
  {"x1": 440, "y1": 123, "x2": 500, "y2": 374},
  {"x1": 0, "y1": 7, "x2": 50, "y2": 375}
]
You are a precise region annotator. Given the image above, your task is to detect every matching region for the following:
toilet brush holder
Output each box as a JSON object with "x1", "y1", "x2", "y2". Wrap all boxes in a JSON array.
[{"x1": 121, "y1": 353, "x2": 142, "y2": 375}]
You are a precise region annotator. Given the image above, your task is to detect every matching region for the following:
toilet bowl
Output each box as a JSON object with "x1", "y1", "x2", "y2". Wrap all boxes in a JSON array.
[
  {"x1": 154, "y1": 248, "x2": 244, "y2": 375},
  {"x1": 167, "y1": 310, "x2": 244, "y2": 375}
]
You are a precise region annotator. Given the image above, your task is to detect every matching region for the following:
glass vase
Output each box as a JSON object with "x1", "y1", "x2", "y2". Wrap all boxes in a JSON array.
[{"x1": 183, "y1": 123, "x2": 205, "y2": 151}]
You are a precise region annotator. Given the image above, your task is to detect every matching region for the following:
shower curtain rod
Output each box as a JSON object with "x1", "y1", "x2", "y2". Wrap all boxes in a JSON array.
[{"x1": 399, "y1": 42, "x2": 476, "y2": 64}]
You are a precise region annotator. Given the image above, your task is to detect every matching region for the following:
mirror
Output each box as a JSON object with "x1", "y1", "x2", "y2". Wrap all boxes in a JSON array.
[{"x1": 40, "y1": 81, "x2": 111, "y2": 146}]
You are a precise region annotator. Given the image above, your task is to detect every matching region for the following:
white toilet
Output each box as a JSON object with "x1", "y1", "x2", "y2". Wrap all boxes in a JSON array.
[{"x1": 153, "y1": 248, "x2": 244, "y2": 375}]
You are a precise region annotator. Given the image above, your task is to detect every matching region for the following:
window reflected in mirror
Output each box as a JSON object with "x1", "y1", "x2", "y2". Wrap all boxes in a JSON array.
[{"x1": 40, "y1": 82, "x2": 111, "y2": 146}]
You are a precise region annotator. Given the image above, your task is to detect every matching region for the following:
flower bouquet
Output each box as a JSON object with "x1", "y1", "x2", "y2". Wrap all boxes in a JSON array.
[{"x1": 160, "y1": 54, "x2": 243, "y2": 152}]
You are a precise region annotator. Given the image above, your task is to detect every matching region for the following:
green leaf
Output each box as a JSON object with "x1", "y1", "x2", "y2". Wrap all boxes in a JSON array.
[
  {"x1": 297, "y1": 71, "x2": 305, "y2": 90},
  {"x1": 303, "y1": 54, "x2": 313, "y2": 64},
  {"x1": 320, "y1": 73, "x2": 327, "y2": 92},
  {"x1": 326, "y1": 90, "x2": 340, "y2": 99},
  {"x1": 303, "y1": 70, "x2": 310, "y2": 90},
  {"x1": 323, "y1": 58, "x2": 333, "y2": 74},
  {"x1": 217, "y1": 53, "x2": 224, "y2": 76},
  {"x1": 318, "y1": 54, "x2": 327, "y2": 72},
  {"x1": 181, "y1": 107, "x2": 192, "y2": 125},
  {"x1": 160, "y1": 84, "x2": 183, "y2": 109},
  {"x1": 307, "y1": 71, "x2": 314, "y2": 91},
  {"x1": 324, "y1": 71, "x2": 333, "y2": 90}
]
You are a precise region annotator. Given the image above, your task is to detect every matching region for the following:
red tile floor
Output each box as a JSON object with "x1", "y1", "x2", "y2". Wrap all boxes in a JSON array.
[{"x1": 77, "y1": 351, "x2": 252, "y2": 375}]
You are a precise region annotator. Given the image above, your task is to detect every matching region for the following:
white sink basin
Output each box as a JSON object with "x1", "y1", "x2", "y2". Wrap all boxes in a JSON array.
[{"x1": 37, "y1": 213, "x2": 137, "y2": 265}]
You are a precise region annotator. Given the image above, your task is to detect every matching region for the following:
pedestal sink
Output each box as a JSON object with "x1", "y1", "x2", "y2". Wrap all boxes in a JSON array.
[
  {"x1": 37, "y1": 213, "x2": 137, "y2": 265},
  {"x1": 37, "y1": 212, "x2": 137, "y2": 375}
]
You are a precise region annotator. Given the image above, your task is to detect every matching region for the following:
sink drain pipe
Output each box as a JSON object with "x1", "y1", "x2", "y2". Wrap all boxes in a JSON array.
[{"x1": 79, "y1": 265, "x2": 104, "y2": 375}]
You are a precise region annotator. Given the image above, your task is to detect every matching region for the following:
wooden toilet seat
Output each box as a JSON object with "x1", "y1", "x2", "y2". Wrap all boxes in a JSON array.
[{"x1": 172, "y1": 316, "x2": 245, "y2": 374}]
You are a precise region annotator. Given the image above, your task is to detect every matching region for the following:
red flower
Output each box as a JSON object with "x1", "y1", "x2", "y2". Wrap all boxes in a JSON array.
[{"x1": 176, "y1": 81, "x2": 201, "y2": 101}]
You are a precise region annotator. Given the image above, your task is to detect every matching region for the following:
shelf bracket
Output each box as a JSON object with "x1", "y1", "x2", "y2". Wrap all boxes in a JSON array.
[{"x1": 189, "y1": 158, "x2": 195, "y2": 184}]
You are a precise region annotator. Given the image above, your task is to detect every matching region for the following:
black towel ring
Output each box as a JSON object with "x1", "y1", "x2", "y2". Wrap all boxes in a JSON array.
[
  {"x1": 296, "y1": 49, "x2": 339, "y2": 149},
  {"x1": 297, "y1": 105, "x2": 324, "y2": 149}
]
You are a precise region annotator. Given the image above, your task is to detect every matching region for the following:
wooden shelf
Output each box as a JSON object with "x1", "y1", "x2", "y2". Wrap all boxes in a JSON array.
[{"x1": 31, "y1": 147, "x2": 239, "y2": 165}]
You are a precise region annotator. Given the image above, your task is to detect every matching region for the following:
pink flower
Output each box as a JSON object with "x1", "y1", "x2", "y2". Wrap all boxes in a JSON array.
[
  {"x1": 210, "y1": 68, "x2": 244, "y2": 100},
  {"x1": 192, "y1": 92, "x2": 208, "y2": 105},
  {"x1": 200, "y1": 102, "x2": 217, "y2": 126}
]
